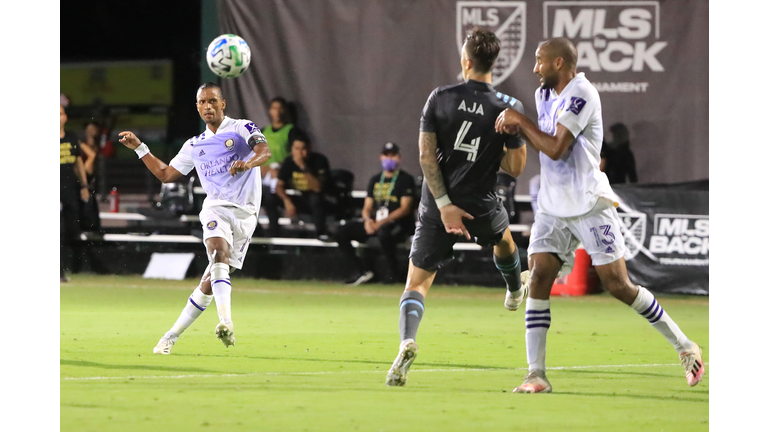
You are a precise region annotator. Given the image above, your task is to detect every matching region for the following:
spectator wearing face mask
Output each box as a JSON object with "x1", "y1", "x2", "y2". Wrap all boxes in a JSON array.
[{"x1": 335, "y1": 142, "x2": 416, "y2": 285}]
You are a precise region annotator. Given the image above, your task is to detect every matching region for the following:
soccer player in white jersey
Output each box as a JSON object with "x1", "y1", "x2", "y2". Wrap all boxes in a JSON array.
[
  {"x1": 495, "y1": 38, "x2": 704, "y2": 392},
  {"x1": 118, "y1": 82, "x2": 272, "y2": 354}
]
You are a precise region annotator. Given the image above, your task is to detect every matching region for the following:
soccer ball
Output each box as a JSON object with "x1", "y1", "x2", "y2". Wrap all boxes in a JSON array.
[{"x1": 206, "y1": 34, "x2": 251, "y2": 78}]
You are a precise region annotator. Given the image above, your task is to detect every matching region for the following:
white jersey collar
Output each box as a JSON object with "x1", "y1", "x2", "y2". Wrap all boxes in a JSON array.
[
  {"x1": 557, "y1": 73, "x2": 586, "y2": 97},
  {"x1": 205, "y1": 116, "x2": 232, "y2": 136}
]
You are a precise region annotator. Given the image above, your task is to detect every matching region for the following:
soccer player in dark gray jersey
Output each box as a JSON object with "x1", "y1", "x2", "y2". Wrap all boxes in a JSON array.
[
  {"x1": 386, "y1": 27, "x2": 530, "y2": 387},
  {"x1": 419, "y1": 78, "x2": 525, "y2": 217}
]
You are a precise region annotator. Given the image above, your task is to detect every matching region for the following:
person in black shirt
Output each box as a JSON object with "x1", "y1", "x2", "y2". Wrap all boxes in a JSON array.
[
  {"x1": 601, "y1": 122, "x2": 638, "y2": 184},
  {"x1": 266, "y1": 134, "x2": 332, "y2": 239},
  {"x1": 336, "y1": 142, "x2": 416, "y2": 285},
  {"x1": 386, "y1": 27, "x2": 528, "y2": 387},
  {"x1": 60, "y1": 103, "x2": 91, "y2": 282}
]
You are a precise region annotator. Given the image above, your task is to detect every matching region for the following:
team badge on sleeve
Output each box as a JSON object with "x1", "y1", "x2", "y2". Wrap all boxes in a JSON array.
[
  {"x1": 207, "y1": 221, "x2": 218, "y2": 230},
  {"x1": 567, "y1": 97, "x2": 587, "y2": 115},
  {"x1": 243, "y1": 122, "x2": 260, "y2": 134}
]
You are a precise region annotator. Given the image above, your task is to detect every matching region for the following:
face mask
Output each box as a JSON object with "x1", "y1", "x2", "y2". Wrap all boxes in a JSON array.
[{"x1": 382, "y1": 158, "x2": 398, "y2": 172}]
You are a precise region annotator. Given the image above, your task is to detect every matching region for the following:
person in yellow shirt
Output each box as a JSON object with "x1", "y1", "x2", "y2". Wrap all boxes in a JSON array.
[{"x1": 261, "y1": 97, "x2": 305, "y2": 170}]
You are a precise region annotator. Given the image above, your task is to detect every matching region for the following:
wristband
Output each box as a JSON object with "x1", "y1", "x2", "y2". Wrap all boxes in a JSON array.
[
  {"x1": 435, "y1": 194, "x2": 452, "y2": 209},
  {"x1": 134, "y1": 143, "x2": 150, "y2": 159}
]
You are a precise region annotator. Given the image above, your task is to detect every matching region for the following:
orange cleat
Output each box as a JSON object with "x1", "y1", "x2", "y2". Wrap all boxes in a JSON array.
[{"x1": 513, "y1": 369, "x2": 552, "y2": 393}]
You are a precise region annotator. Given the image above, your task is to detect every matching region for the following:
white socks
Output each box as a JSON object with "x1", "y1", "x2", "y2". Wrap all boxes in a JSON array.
[
  {"x1": 167, "y1": 286, "x2": 213, "y2": 338},
  {"x1": 521, "y1": 287, "x2": 693, "y2": 373},
  {"x1": 163, "y1": 262, "x2": 233, "y2": 340},
  {"x1": 630, "y1": 286, "x2": 693, "y2": 353},
  {"x1": 210, "y1": 262, "x2": 232, "y2": 325},
  {"x1": 525, "y1": 298, "x2": 551, "y2": 371}
]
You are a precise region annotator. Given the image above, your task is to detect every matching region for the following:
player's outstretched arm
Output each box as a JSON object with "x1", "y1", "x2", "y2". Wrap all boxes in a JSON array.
[
  {"x1": 419, "y1": 131, "x2": 474, "y2": 239},
  {"x1": 495, "y1": 109, "x2": 574, "y2": 161},
  {"x1": 118, "y1": 131, "x2": 183, "y2": 183}
]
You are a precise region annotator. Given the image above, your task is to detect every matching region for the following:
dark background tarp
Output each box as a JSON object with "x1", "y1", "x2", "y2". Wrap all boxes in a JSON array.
[
  {"x1": 614, "y1": 180, "x2": 709, "y2": 294},
  {"x1": 218, "y1": 0, "x2": 708, "y2": 191}
]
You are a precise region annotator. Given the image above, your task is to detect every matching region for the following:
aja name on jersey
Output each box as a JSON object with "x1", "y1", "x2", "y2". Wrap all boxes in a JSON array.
[
  {"x1": 170, "y1": 116, "x2": 266, "y2": 214},
  {"x1": 535, "y1": 72, "x2": 615, "y2": 218},
  {"x1": 420, "y1": 79, "x2": 525, "y2": 216}
]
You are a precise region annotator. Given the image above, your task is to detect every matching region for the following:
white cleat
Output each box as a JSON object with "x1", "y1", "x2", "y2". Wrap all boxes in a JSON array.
[
  {"x1": 504, "y1": 270, "x2": 530, "y2": 311},
  {"x1": 346, "y1": 271, "x2": 374, "y2": 286},
  {"x1": 153, "y1": 335, "x2": 178, "y2": 355},
  {"x1": 215, "y1": 322, "x2": 236, "y2": 348},
  {"x1": 386, "y1": 339, "x2": 418, "y2": 386},
  {"x1": 680, "y1": 342, "x2": 705, "y2": 386},
  {"x1": 513, "y1": 369, "x2": 553, "y2": 393}
]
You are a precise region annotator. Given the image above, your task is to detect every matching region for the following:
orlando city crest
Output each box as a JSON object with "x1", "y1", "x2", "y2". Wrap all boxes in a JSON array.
[
  {"x1": 224, "y1": 139, "x2": 235, "y2": 152},
  {"x1": 456, "y1": 1, "x2": 526, "y2": 86}
]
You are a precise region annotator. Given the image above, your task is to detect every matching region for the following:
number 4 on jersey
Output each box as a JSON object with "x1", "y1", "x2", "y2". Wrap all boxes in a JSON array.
[{"x1": 454, "y1": 121, "x2": 479, "y2": 162}]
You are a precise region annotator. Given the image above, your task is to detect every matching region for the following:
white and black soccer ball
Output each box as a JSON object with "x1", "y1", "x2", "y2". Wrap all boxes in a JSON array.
[{"x1": 206, "y1": 34, "x2": 251, "y2": 78}]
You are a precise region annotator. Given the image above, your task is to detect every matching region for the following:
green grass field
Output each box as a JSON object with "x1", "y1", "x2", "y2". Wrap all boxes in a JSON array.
[{"x1": 61, "y1": 275, "x2": 708, "y2": 431}]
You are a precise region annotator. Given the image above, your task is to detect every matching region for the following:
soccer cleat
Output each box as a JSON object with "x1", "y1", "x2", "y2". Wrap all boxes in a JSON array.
[
  {"x1": 680, "y1": 342, "x2": 705, "y2": 386},
  {"x1": 513, "y1": 369, "x2": 552, "y2": 393},
  {"x1": 385, "y1": 339, "x2": 418, "y2": 386},
  {"x1": 153, "y1": 335, "x2": 178, "y2": 355},
  {"x1": 504, "y1": 270, "x2": 530, "y2": 311},
  {"x1": 346, "y1": 271, "x2": 374, "y2": 286},
  {"x1": 215, "y1": 322, "x2": 236, "y2": 348}
]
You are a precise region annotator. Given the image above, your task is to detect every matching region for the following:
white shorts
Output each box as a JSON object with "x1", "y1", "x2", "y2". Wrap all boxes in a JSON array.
[
  {"x1": 528, "y1": 198, "x2": 626, "y2": 274},
  {"x1": 199, "y1": 205, "x2": 257, "y2": 270}
]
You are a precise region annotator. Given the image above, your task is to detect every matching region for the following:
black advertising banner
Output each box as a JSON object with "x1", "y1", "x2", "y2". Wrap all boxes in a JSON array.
[
  {"x1": 614, "y1": 181, "x2": 708, "y2": 295},
  {"x1": 218, "y1": 0, "x2": 708, "y2": 191}
]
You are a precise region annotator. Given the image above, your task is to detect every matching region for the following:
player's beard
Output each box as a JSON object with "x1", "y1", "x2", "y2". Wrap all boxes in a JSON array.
[{"x1": 540, "y1": 73, "x2": 557, "y2": 90}]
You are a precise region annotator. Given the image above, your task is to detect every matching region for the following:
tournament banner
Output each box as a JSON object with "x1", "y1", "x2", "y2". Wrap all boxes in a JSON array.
[
  {"x1": 614, "y1": 181, "x2": 708, "y2": 295},
  {"x1": 218, "y1": 0, "x2": 708, "y2": 192}
]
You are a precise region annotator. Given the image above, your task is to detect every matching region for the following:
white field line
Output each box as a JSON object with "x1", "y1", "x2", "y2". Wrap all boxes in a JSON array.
[{"x1": 62, "y1": 362, "x2": 706, "y2": 381}]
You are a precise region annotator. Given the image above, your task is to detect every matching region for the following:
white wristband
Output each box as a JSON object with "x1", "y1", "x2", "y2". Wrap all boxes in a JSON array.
[
  {"x1": 134, "y1": 143, "x2": 150, "y2": 159},
  {"x1": 435, "y1": 194, "x2": 452, "y2": 209}
]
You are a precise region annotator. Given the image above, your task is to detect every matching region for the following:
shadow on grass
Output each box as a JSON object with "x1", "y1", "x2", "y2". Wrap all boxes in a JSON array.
[
  {"x1": 555, "y1": 390, "x2": 708, "y2": 404},
  {"x1": 180, "y1": 353, "x2": 509, "y2": 370},
  {"x1": 60, "y1": 359, "x2": 220, "y2": 374},
  {"x1": 557, "y1": 369, "x2": 680, "y2": 379}
]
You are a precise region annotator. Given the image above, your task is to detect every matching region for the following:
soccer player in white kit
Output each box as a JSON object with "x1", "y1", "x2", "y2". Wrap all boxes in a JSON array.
[
  {"x1": 495, "y1": 38, "x2": 704, "y2": 392},
  {"x1": 118, "y1": 82, "x2": 272, "y2": 354}
]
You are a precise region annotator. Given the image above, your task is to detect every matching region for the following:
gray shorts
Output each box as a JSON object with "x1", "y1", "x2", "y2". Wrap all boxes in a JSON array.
[{"x1": 409, "y1": 201, "x2": 510, "y2": 272}]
